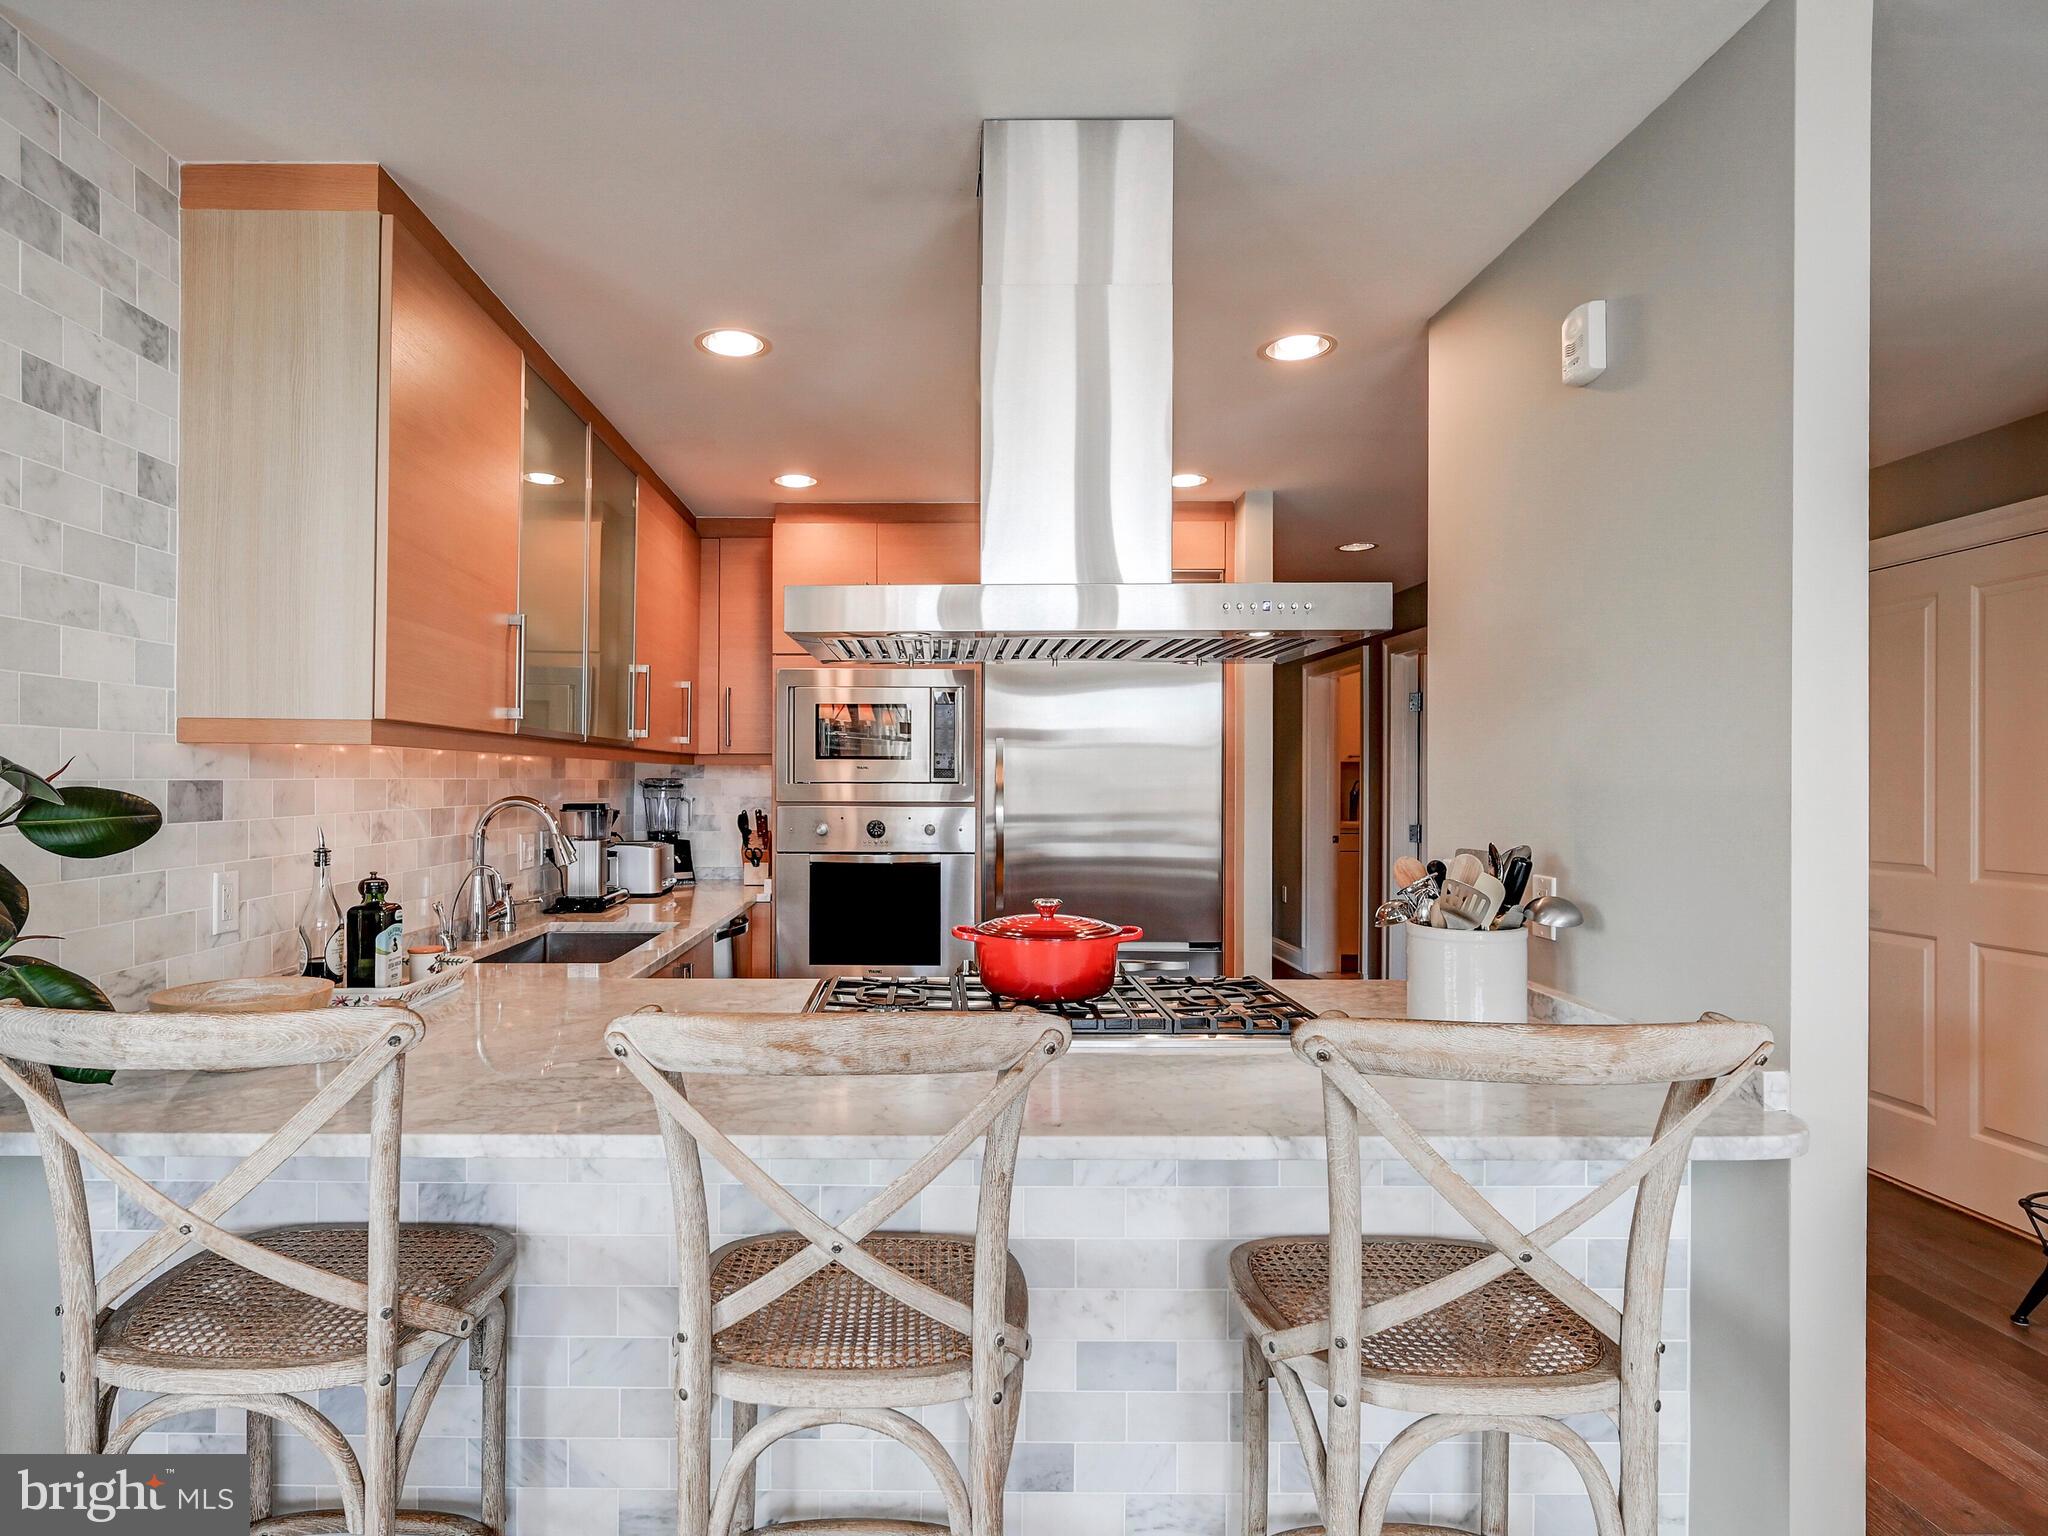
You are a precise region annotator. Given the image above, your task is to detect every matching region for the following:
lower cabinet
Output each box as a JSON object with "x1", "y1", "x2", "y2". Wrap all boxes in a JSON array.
[{"x1": 650, "y1": 931, "x2": 717, "y2": 979}]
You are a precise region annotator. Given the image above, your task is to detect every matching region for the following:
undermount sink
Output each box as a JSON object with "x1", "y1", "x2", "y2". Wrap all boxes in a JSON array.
[{"x1": 475, "y1": 931, "x2": 657, "y2": 965}]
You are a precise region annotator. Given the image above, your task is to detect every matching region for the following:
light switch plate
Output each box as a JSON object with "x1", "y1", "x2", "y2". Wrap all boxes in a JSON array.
[
  {"x1": 517, "y1": 833, "x2": 537, "y2": 871},
  {"x1": 1528, "y1": 873, "x2": 1559, "y2": 940},
  {"x1": 209, "y1": 870, "x2": 240, "y2": 937}
]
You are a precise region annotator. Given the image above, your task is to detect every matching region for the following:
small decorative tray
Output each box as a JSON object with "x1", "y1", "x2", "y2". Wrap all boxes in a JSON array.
[{"x1": 331, "y1": 953, "x2": 474, "y2": 1010}]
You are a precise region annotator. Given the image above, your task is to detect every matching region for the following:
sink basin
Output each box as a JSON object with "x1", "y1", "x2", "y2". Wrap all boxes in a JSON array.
[{"x1": 475, "y1": 931, "x2": 656, "y2": 965}]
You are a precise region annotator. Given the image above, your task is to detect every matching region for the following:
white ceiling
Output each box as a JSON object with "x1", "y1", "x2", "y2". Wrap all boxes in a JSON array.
[
  {"x1": 15, "y1": 0, "x2": 1771, "y2": 583},
  {"x1": 1872, "y1": 0, "x2": 2048, "y2": 466}
]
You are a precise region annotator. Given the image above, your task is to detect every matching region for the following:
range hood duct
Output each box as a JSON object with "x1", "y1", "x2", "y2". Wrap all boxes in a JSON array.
[{"x1": 784, "y1": 117, "x2": 1389, "y2": 663}]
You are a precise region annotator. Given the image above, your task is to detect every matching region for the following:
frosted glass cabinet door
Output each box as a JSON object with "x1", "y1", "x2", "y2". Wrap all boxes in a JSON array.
[
  {"x1": 518, "y1": 366, "x2": 589, "y2": 738},
  {"x1": 588, "y1": 436, "x2": 639, "y2": 743}
]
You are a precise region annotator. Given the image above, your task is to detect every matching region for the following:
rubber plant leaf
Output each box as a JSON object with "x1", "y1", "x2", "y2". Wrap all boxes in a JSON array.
[
  {"x1": 0, "y1": 863, "x2": 24, "y2": 952},
  {"x1": 0, "y1": 756, "x2": 65, "y2": 805},
  {"x1": 17, "y1": 787, "x2": 163, "y2": 859},
  {"x1": 0, "y1": 958, "x2": 114, "y2": 1084}
]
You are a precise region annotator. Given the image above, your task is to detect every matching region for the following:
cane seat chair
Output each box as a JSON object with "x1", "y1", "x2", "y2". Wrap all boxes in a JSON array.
[
  {"x1": 0, "y1": 1006, "x2": 515, "y2": 1536},
  {"x1": 607, "y1": 1007, "x2": 1071, "y2": 1536},
  {"x1": 1231, "y1": 1013, "x2": 1772, "y2": 1536}
]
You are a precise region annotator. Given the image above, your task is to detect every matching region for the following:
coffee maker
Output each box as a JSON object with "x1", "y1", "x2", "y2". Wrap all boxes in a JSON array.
[
  {"x1": 640, "y1": 779, "x2": 695, "y2": 886},
  {"x1": 553, "y1": 801, "x2": 627, "y2": 911}
]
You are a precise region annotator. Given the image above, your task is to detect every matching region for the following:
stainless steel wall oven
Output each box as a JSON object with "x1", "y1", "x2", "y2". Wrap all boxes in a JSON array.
[{"x1": 774, "y1": 667, "x2": 977, "y2": 977}]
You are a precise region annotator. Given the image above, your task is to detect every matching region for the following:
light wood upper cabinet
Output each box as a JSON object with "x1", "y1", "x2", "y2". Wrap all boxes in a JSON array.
[
  {"x1": 1171, "y1": 510, "x2": 1233, "y2": 579},
  {"x1": 181, "y1": 209, "x2": 384, "y2": 723},
  {"x1": 876, "y1": 518, "x2": 979, "y2": 584},
  {"x1": 176, "y1": 165, "x2": 703, "y2": 764},
  {"x1": 635, "y1": 478, "x2": 700, "y2": 750},
  {"x1": 771, "y1": 515, "x2": 877, "y2": 655},
  {"x1": 716, "y1": 536, "x2": 774, "y2": 754},
  {"x1": 382, "y1": 220, "x2": 524, "y2": 732}
]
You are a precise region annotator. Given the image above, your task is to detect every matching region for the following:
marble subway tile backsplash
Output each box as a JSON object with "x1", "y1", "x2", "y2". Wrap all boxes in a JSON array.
[{"x1": 0, "y1": 741, "x2": 636, "y2": 1007}]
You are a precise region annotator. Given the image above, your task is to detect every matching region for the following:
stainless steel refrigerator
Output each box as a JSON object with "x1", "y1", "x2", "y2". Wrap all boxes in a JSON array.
[{"x1": 981, "y1": 662, "x2": 1224, "y2": 973}]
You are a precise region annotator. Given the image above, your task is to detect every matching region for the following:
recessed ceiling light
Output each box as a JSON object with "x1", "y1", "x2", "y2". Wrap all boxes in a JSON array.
[
  {"x1": 696, "y1": 328, "x2": 770, "y2": 358},
  {"x1": 522, "y1": 471, "x2": 565, "y2": 486},
  {"x1": 1336, "y1": 540, "x2": 1377, "y2": 553},
  {"x1": 1260, "y1": 332, "x2": 1336, "y2": 363},
  {"x1": 772, "y1": 473, "x2": 818, "y2": 489},
  {"x1": 1170, "y1": 472, "x2": 1209, "y2": 489}
]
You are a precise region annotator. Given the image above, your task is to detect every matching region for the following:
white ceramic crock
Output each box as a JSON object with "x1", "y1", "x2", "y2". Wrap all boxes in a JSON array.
[{"x1": 1404, "y1": 924, "x2": 1529, "y2": 1023}]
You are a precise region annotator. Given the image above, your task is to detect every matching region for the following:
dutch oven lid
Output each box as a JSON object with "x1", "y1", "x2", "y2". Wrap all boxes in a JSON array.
[{"x1": 966, "y1": 898, "x2": 1123, "y2": 942}]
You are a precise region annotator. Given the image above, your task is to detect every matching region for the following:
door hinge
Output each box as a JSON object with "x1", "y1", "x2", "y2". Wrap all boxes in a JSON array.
[
  {"x1": 1408, "y1": 690, "x2": 1424, "y2": 713},
  {"x1": 1407, "y1": 822, "x2": 1424, "y2": 845}
]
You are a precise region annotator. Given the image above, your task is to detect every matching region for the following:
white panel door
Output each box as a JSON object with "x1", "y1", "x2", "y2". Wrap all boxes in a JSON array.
[{"x1": 1870, "y1": 530, "x2": 2048, "y2": 1228}]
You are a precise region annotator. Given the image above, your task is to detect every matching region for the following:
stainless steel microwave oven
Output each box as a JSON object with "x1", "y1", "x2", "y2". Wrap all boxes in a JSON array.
[{"x1": 774, "y1": 667, "x2": 975, "y2": 805}]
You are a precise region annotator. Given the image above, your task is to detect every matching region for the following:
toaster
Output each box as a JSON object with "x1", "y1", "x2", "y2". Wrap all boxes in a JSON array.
[{"x1": 608, "y1": 840, "x2": 676, "y2": 897}]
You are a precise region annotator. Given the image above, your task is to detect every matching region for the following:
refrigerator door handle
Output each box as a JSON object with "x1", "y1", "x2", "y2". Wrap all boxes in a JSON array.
[{"x1": 992, "y1": 734, "x2": 1006, "y2": 914}]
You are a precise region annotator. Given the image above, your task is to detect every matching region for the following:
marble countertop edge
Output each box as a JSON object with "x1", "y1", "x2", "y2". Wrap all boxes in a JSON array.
[{"x1": 0, "y1": 1124, "x2": 1807, "y2": 1162}]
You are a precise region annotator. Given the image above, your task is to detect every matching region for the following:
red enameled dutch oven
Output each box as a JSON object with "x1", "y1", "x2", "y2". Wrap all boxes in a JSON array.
[{"x1": 952, "y1": 899, "x2": 1145, "y2": 1004}]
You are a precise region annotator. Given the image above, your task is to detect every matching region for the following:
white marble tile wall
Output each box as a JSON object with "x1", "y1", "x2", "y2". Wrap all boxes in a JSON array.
[
  {"x1": 0, "y1": 26, "x2": 648, "y2": 1009},
  {"x1": 632, "y1": 762, "x2": 771, "y2": 883},
  {"x1": 99, "y1": 1151, "x2": 1691, "y2": 1536}
]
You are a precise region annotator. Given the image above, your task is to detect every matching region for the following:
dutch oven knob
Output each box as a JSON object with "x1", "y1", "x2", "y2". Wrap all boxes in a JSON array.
[{"x1": 1034, "y1": 898, "x2": 1062, "y2": 918}]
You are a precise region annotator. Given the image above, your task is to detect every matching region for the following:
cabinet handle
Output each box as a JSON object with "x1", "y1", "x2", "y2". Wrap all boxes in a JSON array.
[
  {"x1": 676, "y1": 681, "x2": 693, "y2": 747},
  {"x1": 496, "y1": 613, "x2": 527, "y2": 722},
  {"x1": 722, "y1": 687, "x2": 733, "y2": 751},
  {"x1": 992, "y1": 734, "x2": 1006, "y2": 911},
  {"x1": 627, "y1": 663, "x2": 651, "y2": 740}
]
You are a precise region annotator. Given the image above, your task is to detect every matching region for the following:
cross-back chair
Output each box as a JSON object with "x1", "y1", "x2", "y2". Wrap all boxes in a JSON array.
[
  {"x1": 0, "y1": 1005, "x2": 515, "y2": 1536},
  {"x1": 605, "y1": 1007, "x2": 1072, "y2": 1536},
  {"x1": 1232, "y1": 1012, "x2": 1772, "y2": 1536}
]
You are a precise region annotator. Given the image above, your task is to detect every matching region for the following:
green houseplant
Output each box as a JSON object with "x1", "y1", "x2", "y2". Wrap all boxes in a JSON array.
[{"x1": 0, "y1": 756, "x2": 164, "y2": 1083}]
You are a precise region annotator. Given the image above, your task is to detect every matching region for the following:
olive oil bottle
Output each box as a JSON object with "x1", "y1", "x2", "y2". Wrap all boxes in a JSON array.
[{"x1": 345, "y1": 873, "x2": 406, "y2": 988}]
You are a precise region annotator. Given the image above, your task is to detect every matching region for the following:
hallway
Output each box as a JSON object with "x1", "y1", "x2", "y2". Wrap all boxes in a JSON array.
[{"x1": 1868, "y1": 1177, "x2": 2048, "y2": 1534}]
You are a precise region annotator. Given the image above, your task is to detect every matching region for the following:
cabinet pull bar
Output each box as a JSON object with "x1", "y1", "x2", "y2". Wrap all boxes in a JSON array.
[
  {"x1": 722, "y1": 687, "x2": 733, "y2": 751},
  {"x1": 496, "y1": 613, "x2": 527, "y2": 722},
  {"x1": 627, "y1": 662, "x2": 651, "y2": 740},
  {"x1": 677, "y1": 681, "x2": 693, "y2": 747}
]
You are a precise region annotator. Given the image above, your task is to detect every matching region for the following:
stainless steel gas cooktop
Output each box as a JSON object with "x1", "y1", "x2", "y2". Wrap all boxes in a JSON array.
[{"x1": 804, "y1": 970, "x2": 1314, "y2": 1043}]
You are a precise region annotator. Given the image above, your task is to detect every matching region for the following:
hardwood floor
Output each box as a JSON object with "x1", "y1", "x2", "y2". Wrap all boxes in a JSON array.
[{"x1": 1868, "y1": 1175, "x2": 2048, "y2": 1535}]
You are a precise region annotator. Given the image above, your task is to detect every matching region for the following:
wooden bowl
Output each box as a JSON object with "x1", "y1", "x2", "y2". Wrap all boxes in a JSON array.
[{"x1": 148, "y1": 976, "x2": 336, "y2": 1014}]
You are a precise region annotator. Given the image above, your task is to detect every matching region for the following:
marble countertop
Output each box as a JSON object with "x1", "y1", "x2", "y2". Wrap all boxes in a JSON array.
[{"x1": 0, "y1": 955, "x2": 1806, "y2": 1160}]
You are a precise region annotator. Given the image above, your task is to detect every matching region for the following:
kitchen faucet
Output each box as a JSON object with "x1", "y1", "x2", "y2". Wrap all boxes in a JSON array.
[{"x1": 453, "y1": 796, "x2": 577, "y2": 941}]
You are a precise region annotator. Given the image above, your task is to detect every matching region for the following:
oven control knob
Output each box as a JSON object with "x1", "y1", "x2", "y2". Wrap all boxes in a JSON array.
[
  {"x1": 813, "y1": 821, "x2": 830, "y2": 838},
  {"x1": 923, "y1": 823, "x2": 937, "y2": 836},
  {"x1": 865, "y1": 819, "x2": 887, "y2": 840}
]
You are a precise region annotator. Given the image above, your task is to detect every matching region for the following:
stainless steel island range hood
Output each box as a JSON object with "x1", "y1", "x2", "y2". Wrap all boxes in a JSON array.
[{"x1": 783, "y1": 118, "x2": 1390, "y2": 664}]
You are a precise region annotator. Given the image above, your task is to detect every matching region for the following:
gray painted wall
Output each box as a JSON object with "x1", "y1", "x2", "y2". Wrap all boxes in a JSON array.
[
  {"x1": 1424, "y1": 0, "x2": 1871, "y2": 1525},
  {"x1": 1428, "y1": 1, "x2": 1796, "y2": 1032}
]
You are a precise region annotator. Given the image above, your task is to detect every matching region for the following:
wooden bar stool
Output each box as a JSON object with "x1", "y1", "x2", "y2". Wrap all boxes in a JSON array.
[
  {"x1": 0, "y1": 1006, "x2": 515, "y2": 1536},
  {"x1": 606, "y1": 1007, "x2": 1071, "y2": 1536},
  {"x1": 1232, "y1": 1012, "x2": 1772, "y2": 1536}
]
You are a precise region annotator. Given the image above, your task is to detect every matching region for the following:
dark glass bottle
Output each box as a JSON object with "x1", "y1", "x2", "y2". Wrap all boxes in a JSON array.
[{"x1": 345, "y1": 874, "x2": 404, "y2": 989}]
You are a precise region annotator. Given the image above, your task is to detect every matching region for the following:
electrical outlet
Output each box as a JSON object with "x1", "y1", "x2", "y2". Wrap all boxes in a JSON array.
[
  {"x1": 209, "y1": 870, "x2": 240, "y2": 937},
  {"x1": 1528, "y1": 873, "x2": 1559, "y2": 939},
  {"x1": 517, "y1": 833, "x2": 537, "y2": 871}
]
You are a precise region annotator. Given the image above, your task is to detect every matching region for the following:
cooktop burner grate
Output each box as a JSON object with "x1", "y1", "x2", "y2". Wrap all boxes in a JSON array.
[{"x1": 805, "y1": 968, "x2": 1314, "y2": 1040}]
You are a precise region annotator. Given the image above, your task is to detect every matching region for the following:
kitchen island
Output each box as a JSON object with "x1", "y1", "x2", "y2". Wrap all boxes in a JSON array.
[{"x1": 0, "y1": 956, "x2": 1803, "y2": 1536}]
